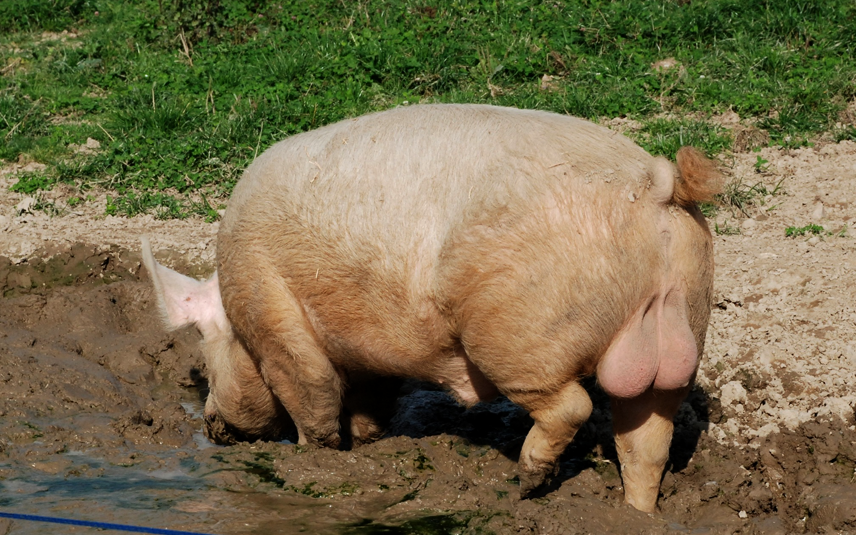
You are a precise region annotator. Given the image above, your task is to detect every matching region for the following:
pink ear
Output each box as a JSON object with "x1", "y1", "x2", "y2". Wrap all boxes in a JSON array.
[{"x1": 141, "y1": 237, "x2": 228, "y2": 338}]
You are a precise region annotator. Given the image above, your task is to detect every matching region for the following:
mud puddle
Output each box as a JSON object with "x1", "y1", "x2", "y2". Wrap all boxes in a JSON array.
[{"x1": 2, "y1": 243, "x2": 856, "y2": 534}]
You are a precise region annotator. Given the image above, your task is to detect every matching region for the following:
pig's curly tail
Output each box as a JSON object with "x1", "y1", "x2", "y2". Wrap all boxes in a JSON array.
[{"x1": 672, "y1": 146, "x2": 724, "y2": 207}]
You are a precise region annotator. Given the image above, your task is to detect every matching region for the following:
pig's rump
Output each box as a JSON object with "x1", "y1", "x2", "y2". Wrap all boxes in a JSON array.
[{"x1": 217, "y1": 104, "x2": 704, "y2": 401}]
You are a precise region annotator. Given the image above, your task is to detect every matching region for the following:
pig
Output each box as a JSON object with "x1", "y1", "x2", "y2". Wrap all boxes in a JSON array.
[{"x1": 143, "y1": 103, "x2": 722, "y2": 512}]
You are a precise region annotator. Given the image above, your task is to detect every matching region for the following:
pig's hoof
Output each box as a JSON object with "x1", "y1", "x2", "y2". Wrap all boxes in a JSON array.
[
  {"x1": 349, "y1": 416, "x2": 387, "y2": 448},
  {"x1": 310, "y1": 431, "x2": 341, "y2": 449},
  {"x1": 204, "y1": 413, "x2": 250, "y2": 445},
  {"x1": 325, "y1": 434, "x2": 342, "y2": 449},
  {"x1": 518, "y1": 461, "x2": 559, "y2": 498}
]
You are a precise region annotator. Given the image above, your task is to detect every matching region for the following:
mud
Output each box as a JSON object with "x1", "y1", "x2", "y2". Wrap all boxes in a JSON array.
[
  {"x1": 2, "y1": 137, "x2": 856, "y2": 534},
  {"x1": 0, "y1": 244, "x2": 852, "y2": 535}
]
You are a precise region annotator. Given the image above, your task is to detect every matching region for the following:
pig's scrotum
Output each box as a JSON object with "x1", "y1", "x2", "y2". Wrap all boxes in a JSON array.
[{"x1": 145, "y1": 104, "x2": 721, "y2": 512}]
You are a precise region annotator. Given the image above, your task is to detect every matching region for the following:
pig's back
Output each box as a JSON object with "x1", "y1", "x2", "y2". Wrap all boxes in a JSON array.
[{"x1": 222, "y1": 104, "x2": 654, "y2": 258}]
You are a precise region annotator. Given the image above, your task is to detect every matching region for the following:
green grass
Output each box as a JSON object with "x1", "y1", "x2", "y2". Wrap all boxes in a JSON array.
[
  {"x1": 785, "y1": 224, "x2": 825, "y2": 238},
  {"x1": 718, "y1": 176, "x2": 786, "y2": 217},
  {"x1": 784, "y1": 223, "x2": 848, "y2": 238},
  {"x1": 835, "y1": 125, "x2": 856, "y2": 142},
  {"x1": 1, "y1": 0, "x2": 855, "y2": 217}
]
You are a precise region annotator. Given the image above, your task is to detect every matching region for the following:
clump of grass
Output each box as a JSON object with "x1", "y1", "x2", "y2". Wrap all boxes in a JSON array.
[
  {"x1": 714, "y1": 221, "x2": 741, "y2": 236},
  {"x1": 718, "y1": 177, "x2": 786, "y2": 217},
  {"x1": 633, "y1": 118, "x2": 732, "y2": 160},
  {"x1": 9, "y1": 172, "x2": 55, "y2": 194},
  {"x1": 105, "y1": 192, "x2": 185, "y2": 219},
  {"x1": 785, "y1": 224, "x2": 825, "y2": 238},
  {"x1": 0, "y1": 0, "x2": 91, "y2": 32},
  {"x1": 834, "y1": 125, "x2": 856, "y2": 143}
]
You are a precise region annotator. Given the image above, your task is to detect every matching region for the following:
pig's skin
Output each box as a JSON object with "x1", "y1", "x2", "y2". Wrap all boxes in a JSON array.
[{"x1": 143, "y1": 104, "x2": 720, "y2": 512}]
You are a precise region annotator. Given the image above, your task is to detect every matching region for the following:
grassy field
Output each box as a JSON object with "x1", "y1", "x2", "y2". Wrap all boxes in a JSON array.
[{"x1": 1, "y1": 0, "x2": 855, "y2": 218}]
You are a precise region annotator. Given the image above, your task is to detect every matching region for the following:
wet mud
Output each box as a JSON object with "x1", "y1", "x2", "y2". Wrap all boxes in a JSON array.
[{"x1": 1, "y1": 243, "x2": 855, "y2": 534}]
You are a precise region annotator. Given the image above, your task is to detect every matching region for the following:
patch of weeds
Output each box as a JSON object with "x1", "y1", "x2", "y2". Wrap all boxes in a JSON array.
[
  {"x1": 718, "y1": 177, "x2": 785, "y2": 217},
  {"x1": 590, "y1": 457, "x2": 619, "y2": 480},
  {"x1": 720, "y1": 181, "x2": 757, "y2": 216},
  {"x1": 632, "y1": 118, "x2": 732, "y2": 159},
  {"x1": 31, "y1": 192, "x2": 63, "y2": 217},
  {"x1": 282, "y1": 480, "x2": 360, "y2": 498},
  {"x1": 834, "y1": 125, "x2": 856, "y2": 142},
  {"x1": 9, "y1": 172, "x2": 55, "y2": 194},
  {"x1": 107, "y1": 192, "x2": 186, "y2": 219},
  {"x1": 188, "y1": 194, "x2": 221, "y2": 223},
  {"x1": 699, "y1": 202, "x2": 718, "y2": 219},
  {"x1": 714, "y1": 221, "x2": 741, "y2": 236},
  {"x1": 285, "y1": 481, "x2": 325, "y2": 498},
  {"x1": 753, "y1": 155, "x2": 770, "y2": 173},
  {"x1": 785, "y1": 224, "x2": 825, "y2": 238},
  {"x1": 331, "y1": 481, "x2": 359, "y2": 497},
  {"x1": 413, "y1": 450, "x2": 434, "y2": 471},
  {"x1": 495, "y1": 489, "x2": 508, "y2": 499},
  {"x1": 736, "y1": 368, "x2": 767, "y2": 392},
  {"x1": 111, "y1": 89, "x2": 200, "y2": 136},
  {"x1": 240, "y1": 460, "x2": 286, "y2": 487},
  {"x1": 19, "y1": 421, "x2": 44, "y2": 439},
  {"x1": 0, "y1": 0, "x2": 92, "y2": 32}
]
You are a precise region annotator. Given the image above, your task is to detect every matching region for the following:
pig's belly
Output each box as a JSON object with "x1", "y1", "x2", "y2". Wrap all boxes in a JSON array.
[{"x1": 300, "y1": 286, "x2": 500, "y2": 405}]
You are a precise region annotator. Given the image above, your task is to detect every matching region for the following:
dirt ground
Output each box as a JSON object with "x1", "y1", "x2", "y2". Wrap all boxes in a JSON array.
[{"x1": 2, "y1": 133, "x2": 856, "y2": 534}]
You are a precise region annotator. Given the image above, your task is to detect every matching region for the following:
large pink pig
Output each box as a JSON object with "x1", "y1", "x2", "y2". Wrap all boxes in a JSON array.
[{"x1": 143, "y1": 104, "x2": 721, "y2": 512}]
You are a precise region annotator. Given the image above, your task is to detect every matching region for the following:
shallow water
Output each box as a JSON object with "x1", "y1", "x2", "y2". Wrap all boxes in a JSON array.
[{"x1": 1, "y1": 453, "x2": 213, "y2": 533}]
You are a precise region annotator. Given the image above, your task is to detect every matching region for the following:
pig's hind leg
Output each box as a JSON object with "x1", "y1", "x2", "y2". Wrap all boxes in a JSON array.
[
  {"x1": 456, "y1": 308, "x2": 596, "y2": 496},
  {"x1": 611, "y1": 387, "x2": 688, "y2": 512},
  {"x1": 600, "y1": 285, "x2": 699, "y2": 512},
  {"x1": 508, "y1": 382, "x2": 594, "y2": 497}
]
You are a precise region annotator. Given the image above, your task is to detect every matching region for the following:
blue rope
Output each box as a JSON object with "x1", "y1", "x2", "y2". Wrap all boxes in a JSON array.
[{"x1": 0, "y1": 512, "x2": 216, "y2": 534}]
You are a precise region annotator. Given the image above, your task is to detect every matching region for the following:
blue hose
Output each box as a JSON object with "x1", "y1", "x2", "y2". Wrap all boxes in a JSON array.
[{"x1": 0, "y1": 512, "x2": 216, "y2": 534}]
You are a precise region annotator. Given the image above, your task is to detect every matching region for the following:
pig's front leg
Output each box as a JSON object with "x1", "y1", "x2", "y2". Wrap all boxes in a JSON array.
[
  {"x1": 610, "y1": 387, "x2": 688, "y2": 512},
  {"x1": 224, "y1": 268, "x2": 343, "y2": 448}
]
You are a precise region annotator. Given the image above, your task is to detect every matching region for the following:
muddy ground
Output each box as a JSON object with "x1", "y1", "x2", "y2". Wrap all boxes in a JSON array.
[{"x1": 2, "y1": 136, "x2": 856, "y2": 534}]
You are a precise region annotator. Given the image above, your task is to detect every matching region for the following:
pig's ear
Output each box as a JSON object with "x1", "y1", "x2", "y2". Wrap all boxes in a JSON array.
[{"x1": 141, "y1": 237, "x2": 228, "y2": 338}]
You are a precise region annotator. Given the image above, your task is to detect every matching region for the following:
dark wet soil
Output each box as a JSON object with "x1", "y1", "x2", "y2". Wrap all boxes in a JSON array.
[{"x1": 1, "y1": 243, "x2": 855, "y2": 534}]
